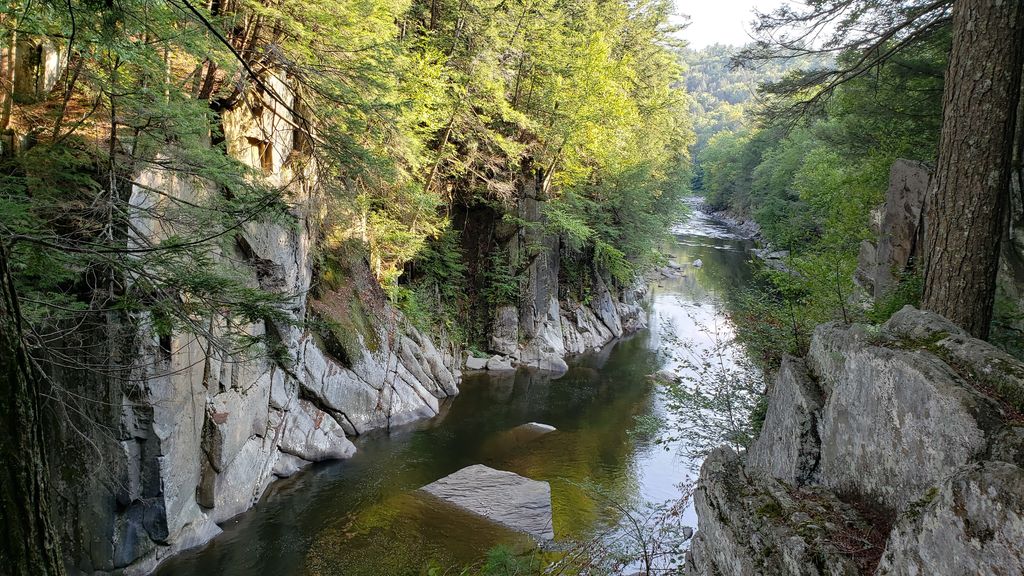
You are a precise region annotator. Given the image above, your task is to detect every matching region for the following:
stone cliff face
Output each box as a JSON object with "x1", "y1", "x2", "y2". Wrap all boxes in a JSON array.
[
  {"x1": 686, "y1": 307, "x2": 1024, "y2": 575},
  {"x1": 856, "y1": 158, "x2": 1024, "y2": 351},
  {"x1": 54, "y1": 69, "x2": 643, "y2": 574},
  {"x1": 53, "y1": 75, "x2": 461, "y2": 575},
  {"x1": 487, "y1": 274, "x2": 646, "y2": 374},
  {"x1": 476, "y1": 167, "x2": 646, "y2": 374},
  {"x1": 854, "y1": 159, "x2": 929, "y2": 300}
]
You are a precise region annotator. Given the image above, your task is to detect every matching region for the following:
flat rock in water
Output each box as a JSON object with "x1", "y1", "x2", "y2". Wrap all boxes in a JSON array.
[
  {"x1": 465, "y1": 355, "x2": 488, "y2": 370},
  {"x1": 420, "y1": 464, "x2": 554, "y2": 540},
  {"x1": 520, "y1": 422, "x2": 556, "y2": 434}
]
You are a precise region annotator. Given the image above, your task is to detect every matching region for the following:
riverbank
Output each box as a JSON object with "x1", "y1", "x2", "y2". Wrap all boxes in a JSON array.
[
  {"x1": 706, "y1": 208, "x2": 762, "y2": 241},
  {"x1": 152, "y1": 204, "x2": 758, "y2": 575}
]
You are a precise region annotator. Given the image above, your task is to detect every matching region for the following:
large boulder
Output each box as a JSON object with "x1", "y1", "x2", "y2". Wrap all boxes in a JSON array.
[
  {"x1": 420, "y1": 465, "x2": 554, "y2": 540},
  {"x1": 465, "y1": 355, "x2": 488, "y2": 371},
  {"x1": 810, "y1": 316, "x2": 1001, "y2": 512},
  {"x1": 486, "y1": 355, "x2": 515, "y2": 371},
  {"x1": 883, "y1": 306, "x2": 1024, "y2": 414},
  {"x1": 876, "y1": 461, "x2": 1024, "y2": 576}
]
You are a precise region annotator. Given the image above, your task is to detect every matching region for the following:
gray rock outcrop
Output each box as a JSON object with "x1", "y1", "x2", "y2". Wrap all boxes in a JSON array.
[
  {"x1": 687, "y1": 306, "x2": 1024, "y2": 575},
  {"x1": 465, "y1": 355, "x2": 488, "y2": 370},
  {"x1": 747, "y1": 357, "x2": 823, "y2": 486},
  {"x1": 13, "y1": 35, "x2": 64, "y2": 103},
  {"x1": 685, "y1": 448, "x2": 864, "y2": 576},
  {"x1": 855, "y1": 159, "x2": 930, "y2": 298},
  {"x1": 876, "y1": 461, "x2": 1024, "y2": 576},
  {"x1": 486, "y1": 354, "x2": 516, "y2": 371},
  {"x1": 490, "y1": 278, "x2": 645, "y2": 373},
  {"x1": 420, "y1": 464, "x2": 555, "y2": 540}
]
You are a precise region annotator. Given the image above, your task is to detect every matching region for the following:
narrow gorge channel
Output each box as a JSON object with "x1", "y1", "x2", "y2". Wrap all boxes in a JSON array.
[{"x1": 153, "y1": 204, "x2": 756, "y2": 575}]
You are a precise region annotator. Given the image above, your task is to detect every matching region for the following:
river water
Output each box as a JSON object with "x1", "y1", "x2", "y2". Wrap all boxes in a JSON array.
[{"x1": 156, "y1": 202, "x2": 755, "y2": 575}]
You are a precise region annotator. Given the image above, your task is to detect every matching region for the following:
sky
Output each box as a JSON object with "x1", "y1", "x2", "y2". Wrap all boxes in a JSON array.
[{"x1": 674, "y1": 0, "x2": 787, "y2": 49}]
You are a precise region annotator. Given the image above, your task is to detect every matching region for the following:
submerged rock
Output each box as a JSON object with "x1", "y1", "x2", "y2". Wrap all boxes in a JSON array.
[
  {"x1": 420, "y1": 464, "x2": 554, "y2": 540},
  {"x1": 486, "y1": 355, "x2": 515, "y2": 371},
  {"x1": 503, "y1": 422, "x2": 557, "y2": 443},
  {"x1": 482, "y1": 422, "x2": 558, "y2": 456}
]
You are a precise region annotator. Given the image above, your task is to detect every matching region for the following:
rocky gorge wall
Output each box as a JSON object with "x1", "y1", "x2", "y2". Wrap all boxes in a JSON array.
[
  {"x1": 467, "y1": 166, "x2": 647, "y2": 375},
  {"x1": 685, "y1": 306, "x2": 1024, "y2": 575},
  {"x1": 49, "y1": 73, "x2": 462, "y2": 575},
  {"x1": 48, "y1": 68, "x2": 647, "y2": 575},
  {"x1": 856, "y1": 158, "x2": 1024, "y2": 352}
]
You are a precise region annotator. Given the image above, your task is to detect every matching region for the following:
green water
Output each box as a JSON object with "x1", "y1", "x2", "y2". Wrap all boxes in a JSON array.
[{"x1": 155, "y1": 203, "x2": 754, "y2": 575}]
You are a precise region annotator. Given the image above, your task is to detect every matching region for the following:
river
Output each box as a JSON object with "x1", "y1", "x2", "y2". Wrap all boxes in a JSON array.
[{"x1": 156, "y1": 201, "x2": 755, "y2": 575}]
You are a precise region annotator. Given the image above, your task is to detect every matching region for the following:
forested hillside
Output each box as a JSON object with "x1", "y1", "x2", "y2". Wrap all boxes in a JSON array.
[
  {"x1": 692, "y1": 18, "x2": 1023, "y2": 363},
  {"x1": 683, "y1": 44, "x2": 824, "y2": 155}
]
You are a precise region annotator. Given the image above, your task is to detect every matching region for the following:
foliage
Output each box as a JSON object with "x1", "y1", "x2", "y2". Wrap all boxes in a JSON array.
[
  {"x1": 684, "y1": 44, "x2": 829, "y2": 156},
  {"x1": 397, "y1": 228, "x2": 469, "y2": 334},
  {"x1": 409, "y1": 0, "x2": 694, "y2": 288},
  {"x1": 652, "y1": 314, "x2": 767, "y2": 457},
  {"x1": 738, "y1": 0, "x2": 952, "y2": 121},
  {"x1": 693, "y1": 29, "x2": 947, "y2": 358},
  {"x1": 480, "y1": 248, "x2": 521, "y2": 309},
  {"x1": 1, "y1": 0, "x2": 300, "y2": 365},
  {"x1": 867, "y1": 272, "x2": 924, "y2": 324},
  {"x1": 307, "y1": 0, "x2": 698, "y2": 329},
  {"x1": 3, "y1": 0, "x2": 699, "y2": 356}
]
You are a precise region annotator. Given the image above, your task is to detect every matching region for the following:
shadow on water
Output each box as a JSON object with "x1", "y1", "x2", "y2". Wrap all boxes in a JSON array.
[{"x1": 155, "y1": 201, "x2": 755, "y2": 576}]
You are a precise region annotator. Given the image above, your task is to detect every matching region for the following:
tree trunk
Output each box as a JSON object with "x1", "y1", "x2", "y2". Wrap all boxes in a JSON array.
[
  {"x1": 922, "y1": 0, "x2": 1024, "y2": 339},
  {"x1": 0, "y1": 243, "x2": 65, "y2": 576}
]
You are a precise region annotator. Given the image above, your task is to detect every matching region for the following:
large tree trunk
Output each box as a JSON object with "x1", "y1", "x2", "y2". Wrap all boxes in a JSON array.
[
  {"x1": 0, "y1": 243, "x2": 65, "y2": 576},
  {"x1": 922, "y1": 0, "x2": 1024, "y2": 339}
]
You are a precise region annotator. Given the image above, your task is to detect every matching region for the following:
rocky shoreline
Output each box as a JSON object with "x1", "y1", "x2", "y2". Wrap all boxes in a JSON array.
[
  {"x1": 685, "y1": 307, "x2": 1024, "y2": 575},
  {"x1": 465, "y1": 280, "x2": 648, "y2": 375}
]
